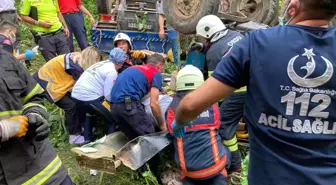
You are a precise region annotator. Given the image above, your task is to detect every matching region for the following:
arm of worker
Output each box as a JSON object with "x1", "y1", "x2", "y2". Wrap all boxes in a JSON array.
[
  {"x1": 175, "y1": 34, "x2": 251, "y2": 125},
  {"x1": 150, "y1": 87, "x2": 166, "y2": 131},
  {"x1": 65, "y1": 60, "x2": 84, "y2": 81},
  {"x1": 78, "y1": 4, "x2": 95, "y2": 26},
  {"x1": 103, "y1": 72, "x2": 118, "y2": 102},
  {"x1": 158, "y1": 1, "x2": 166, "y2": 39},
  {"x1": 18, "y1": 61, "x2": 50, "y2": 141},
  {"x1": 57, "y1": 12, "x2": 70, "y2": 37},
  {"x1": 20, "y1": 0, "x2": 52, "y2": 28},
  {"x1": 150, "y1": 73, "x2": 166, "y2": 131}
]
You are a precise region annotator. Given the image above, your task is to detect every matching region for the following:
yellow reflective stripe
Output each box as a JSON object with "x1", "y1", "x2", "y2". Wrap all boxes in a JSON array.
[
  {"x1": 22, "y1": 103, "x2": 47, "y2": 112},
  {"x1": 163, "y1": 86, "x2": 170, "y2": 90},
  {"x1": 223, "y1": 135, "x2": 237, "y2": 146},
  {"x1": 208, "y1": 71, "x2": 214, "y2": 77},
  {"x1": 227, "y1": 143, "x2": 239, "y2": 152},
  {"x1": 22, "y1": 84, "x2": 45, "y2": 104},
  {"x1": 102, "y1": 100, "x2": 111, "y2": 112},
  {"x1": 0, "y1": 110, "x2": 22, "y2": 120},
  {"x1": 223, "y1": 135, "x2": 239, "y2": 152},
  {"x1": 234, "y1": 86, "x2": 247, "y2": 93},
  {"x1": 168, "y1": 91, "x2": 175, "y2": 96},
  {"x1": 22, "y1": 156, "x2": 62, "y2": 185}
]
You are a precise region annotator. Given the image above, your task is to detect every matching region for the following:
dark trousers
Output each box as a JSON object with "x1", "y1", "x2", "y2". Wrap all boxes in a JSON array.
[
  {"x1": 110, "y1": 102, "x2": 155, "y2": 140},
  {"x1": 181, "y1": 170, "x2": 227, "y2": 185},
  {"x1": 60, "y1": 175, "x2": 76, "y2": 185},
  {"x1": 39, "y1": 31, "x2": 70, "y2": 61},
  {"x1": 63, "y1": 12, "x2": 88, "y2": 52},
  {"x1": 0, "y1": 10, "x2": 20, "y2": 51},
  {"x1": 74, "y1": 97, "x2": 116, "y2": 142},
  {"x1": 219, "y1": 92, "x2": 246, "y2": 170},
  {"x1": 55, "y1": 93, "x2": 81, "y2": 135}
]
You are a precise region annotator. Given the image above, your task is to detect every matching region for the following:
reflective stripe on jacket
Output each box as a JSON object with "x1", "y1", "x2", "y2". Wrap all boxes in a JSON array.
[
  {"x1": 0, "y1": 50, "x2": 67, "y2": 185},
  {"x1": 166, "y1": 91, "x2": 228, "y2": 179}
]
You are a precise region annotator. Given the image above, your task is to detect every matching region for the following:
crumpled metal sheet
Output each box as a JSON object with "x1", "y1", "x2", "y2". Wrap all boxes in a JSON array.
[
  {"x1": 114, "y1": 131, "x2": 172, "y2": 170},
  {"x1": 72, "y1": 131, "x2": 172, "y2": 172}
]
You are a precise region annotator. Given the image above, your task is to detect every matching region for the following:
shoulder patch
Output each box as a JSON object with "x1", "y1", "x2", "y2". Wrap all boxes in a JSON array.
[
  {"x1": 227, "y1": 36, "x2": 243, "y2": 47},
  {"x1": 2, "y1": 39, "x2": 12, "y2": 45}
]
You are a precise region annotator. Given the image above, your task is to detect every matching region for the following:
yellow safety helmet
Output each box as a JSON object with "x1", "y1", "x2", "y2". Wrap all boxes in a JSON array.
[{"x1": 176, "y1": 65, "x2": 204, "y2": 91}]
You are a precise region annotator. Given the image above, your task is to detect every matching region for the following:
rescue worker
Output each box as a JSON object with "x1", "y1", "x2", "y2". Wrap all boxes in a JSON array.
[
  {"x1": 58, "y1": 0, "x2": 95, "y2": 52},
  {"x1": 172, "y1": 0, "x2": 336, "y2": 184},
  {"x1": 158, "y1": 0, "x2": 179, "y2": 64},
  {"x1": 33, "y1": 46, "x2": 101, "y2": 144},
  {"x1": 20, "y1": 0, "x2": 70, "y2": 61},
  {"x1": 72, "y1": 48, "x2": 127, "y2": 143},
  {"x1": 0, "y1": 0, "x2": 21, "y2": 52},
  {"x1": 190, "y1": 15, "x2": 246, "y2": 173},
  {"x1": 166, "y1": 65, "x2": 229, "y2": 185},
  {"x1": 0, "y1": 20, "x2": 36, "y2": 61},
  {"x1": 0, "y1": 49, "x2": 74, "y2": 184},
  {"x1": 113, "y1": 32, "x2": 147, "y2": 73},
  {"x1": 110, "y1": 53, "x2": 167, "y2": 139}
]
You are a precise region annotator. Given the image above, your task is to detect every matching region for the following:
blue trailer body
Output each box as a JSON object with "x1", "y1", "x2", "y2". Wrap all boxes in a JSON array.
[{"x1": 91, "y1": 28, "x2": 179, "y2": 63}]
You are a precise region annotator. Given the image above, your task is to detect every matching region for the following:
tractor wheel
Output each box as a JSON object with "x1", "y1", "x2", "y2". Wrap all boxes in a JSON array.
[
  {"x1": 230, "y1": 0, "x2": 279, "y2": 25},
  {"x1": 163, "y1": 0, "x2": 220, "y2": 34},
  {"x1": 96, "y1": 0, "x2": 113, "y2": 14}
]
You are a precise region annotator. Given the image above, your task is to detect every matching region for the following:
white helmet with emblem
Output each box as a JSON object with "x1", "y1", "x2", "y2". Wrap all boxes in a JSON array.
[
  {"x1": 113, "y1": 33, "x2": 133, "y2": 50},
  {"x1": 196, "y1": 15, "x2": 226, "y2": 39}
]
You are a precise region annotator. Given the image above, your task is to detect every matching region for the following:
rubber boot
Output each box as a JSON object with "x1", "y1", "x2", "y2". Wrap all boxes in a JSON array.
[{"x1": 83, "y1": 113, "x2": 96, "y2": 144}]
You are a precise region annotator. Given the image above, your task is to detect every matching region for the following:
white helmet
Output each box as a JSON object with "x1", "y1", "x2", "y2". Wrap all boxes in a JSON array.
[
  {"x1": 114, "y1": 33, "x2": 133, "y2": 50},
  {"x1": 196, "y1": 15, "x2": 226, "y2": 39},
  {"x1": 176, "y1": 65, "x2": 204, "y2": 91}
]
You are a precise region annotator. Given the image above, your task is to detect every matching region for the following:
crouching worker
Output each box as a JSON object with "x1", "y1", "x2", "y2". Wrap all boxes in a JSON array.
[
  {"x1": 33, "y1": 46, "x2": 101, "y2": 144},
  {"x1": 72, "y1": 48, "x2": 127, "y2": 143},
  {"x1": 167, "y1": 65, "x2": 229, "y2": 185},
  {"x1": 0, "y1": 21, "x2": 36, "y2": 61},
  {"x1": 0, "y1": 49, "x2": 74, "y2": 184}
]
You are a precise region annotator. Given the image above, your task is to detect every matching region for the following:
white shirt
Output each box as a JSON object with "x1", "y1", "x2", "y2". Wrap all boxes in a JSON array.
[
  {"x1": 72, "y1": 61, "x2": 118, "y2": 102},
  {"x1": 0, "y1": 0, "x2": 15, "y2": 12}
]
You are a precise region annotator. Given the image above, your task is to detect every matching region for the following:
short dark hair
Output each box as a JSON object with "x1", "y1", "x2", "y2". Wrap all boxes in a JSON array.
[
  {"x1": 0, "y1": 21, "x2": 18, "y2": 33},
  {"x1": 147, "y1": 53, "x2": 165, "y2": 65},
  {"x1": 303, "y1": 0, "x2": 336, "y2": 20}
]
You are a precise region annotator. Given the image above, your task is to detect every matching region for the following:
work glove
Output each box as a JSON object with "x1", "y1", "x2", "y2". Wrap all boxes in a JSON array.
[
  {"x1": 24, "y1": 50, "x2": 35, "y2": 60},
  {"x1": 131, "y1": 50, "x2": 146, "y2": 59},
  {"x1": 26, "y1": 113, "x2": 50, "y2": 141},
  {"x1": 0, "y1": 116, "x2": 29, "y2": 142},
  {"x1": 189, "y1": 42, "x2": 203, "y2": 51},
  {"x1": 171, "y1": 120, "x2": 193, "y2": 138}
]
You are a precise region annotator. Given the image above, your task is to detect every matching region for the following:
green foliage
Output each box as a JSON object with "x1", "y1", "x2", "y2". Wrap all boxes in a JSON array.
[
  {"x1": 239, "y1": 154, "x2": 249, "y2": 185},
  {"x1": 136, "y1": 12, "x2": 149, "y2": 32}
]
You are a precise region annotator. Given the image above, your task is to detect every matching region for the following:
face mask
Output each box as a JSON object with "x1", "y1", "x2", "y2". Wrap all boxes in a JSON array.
[{"x1": 279, "y1": 0, "x2": 300, "y2": 25}]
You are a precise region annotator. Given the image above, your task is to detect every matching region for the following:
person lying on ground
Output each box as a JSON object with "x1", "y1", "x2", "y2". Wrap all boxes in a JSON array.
[
  {"x1": 20, "y1": 0, "x2": 70, "y2": 61},
  {"x1": 166, "y1": 65, "x2": 230, "y2": 185},
  {"x1": 0, "y1": 20, "x2": 36, "y2": 61},
  {"x1": 113, "y1": 32, "x2": 148, "y2": 73},
  {"x1": 33, "y1": 46, "x2": 101, "y2": 145},
  {"x1": 0, "y1": 49, "x2": 75, "y2": 185},
  {"x1": 71, "y1": 48, "x2": 127, "y2": 143},
  {"x1": 172, "y1": 0, "x2": 336, "y2": 184}
]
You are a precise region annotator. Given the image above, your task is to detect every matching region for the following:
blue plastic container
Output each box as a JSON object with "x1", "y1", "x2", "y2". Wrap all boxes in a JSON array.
[
  {"x1": 186, "y1": 50, "x2": 206, "y2": 70},
  {"x1": 91, "y1": 28, "x2": 179, "y2": 59}
]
